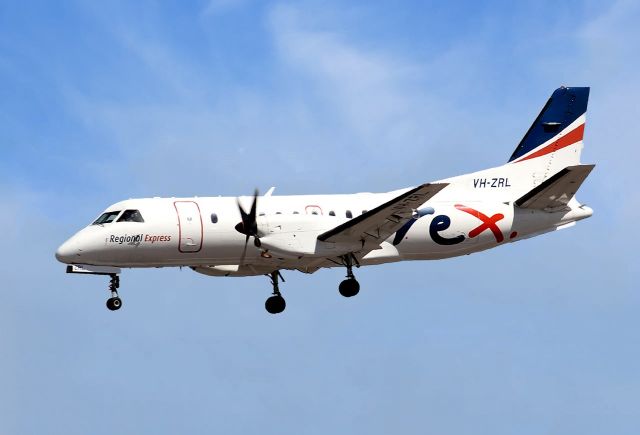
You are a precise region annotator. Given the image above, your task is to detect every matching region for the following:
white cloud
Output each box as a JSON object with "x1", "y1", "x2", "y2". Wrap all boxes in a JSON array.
[
  {"x1": 59, "y1": 2, "x2": 523, "y2": 199},
  {"x1": 266, "y1": 4, "x2": 527, "y2": 176},
  {"x1": 268, "y1": 4, "x2": 427, "y2": 148},
  {"x1": 576, "y1": 0, "x2": 640, "y2": 217}
]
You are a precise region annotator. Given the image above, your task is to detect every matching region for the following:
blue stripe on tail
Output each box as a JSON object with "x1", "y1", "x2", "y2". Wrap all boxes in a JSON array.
[{"x1": 508, "y1": 87, "x2": 590, "y2": 162}]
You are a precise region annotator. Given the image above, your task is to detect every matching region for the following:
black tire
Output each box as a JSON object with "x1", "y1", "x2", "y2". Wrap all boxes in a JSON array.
[
  {"x1": 265, "y1": 295, "x2": 286, "y2": 314},
  {"x1": 339, "y1": 279, "x2": 360, "y2": 297},
  {"x1": 106, "y1": 297, "x2": 122, "y2": 311}
]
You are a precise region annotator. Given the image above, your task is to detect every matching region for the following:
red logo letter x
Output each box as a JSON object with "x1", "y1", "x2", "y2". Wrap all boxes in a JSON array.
[{"x1": 454, "y1": 204, "x2": 505, "y2": 243}]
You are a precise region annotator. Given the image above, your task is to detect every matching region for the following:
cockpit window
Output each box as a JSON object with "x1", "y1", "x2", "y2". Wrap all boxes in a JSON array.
[
  {"x1": 117, "y1": 209, "x2": 145, "y2": 223},
  {"x1": 92, "y1": 211, "x2": 121, "y2": 225}
]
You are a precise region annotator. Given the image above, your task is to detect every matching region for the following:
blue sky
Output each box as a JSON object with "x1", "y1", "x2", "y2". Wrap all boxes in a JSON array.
[{"x1": 1, "y1": 1, "x2": 639, "y2": 434}]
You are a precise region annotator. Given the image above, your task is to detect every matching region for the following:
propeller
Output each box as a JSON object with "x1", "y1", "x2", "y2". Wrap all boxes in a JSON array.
[{"x1": 235, "y1": 189, "x2": 261, "y2": 265}]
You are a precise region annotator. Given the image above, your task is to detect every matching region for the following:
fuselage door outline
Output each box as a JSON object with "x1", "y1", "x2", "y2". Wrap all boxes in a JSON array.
[{"x1": 174, "y1": 201, "x2": 204, "y2": 253}]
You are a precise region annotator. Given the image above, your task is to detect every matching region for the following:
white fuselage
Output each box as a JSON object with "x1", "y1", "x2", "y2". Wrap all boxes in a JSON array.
[{"x1": 55, "y1": 182, "x2": 592, "y2": 276}]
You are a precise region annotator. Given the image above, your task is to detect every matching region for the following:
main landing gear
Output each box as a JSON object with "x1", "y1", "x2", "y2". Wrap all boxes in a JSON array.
[
  {"x1": 265, "y1": 271, "x2": 286, "y2": 314},
  {"x1": 106, "y1": 274, "x2": 122, "y2": 311},
  {"x1": 338, "y1": 254, "x2": 360, "y2": 298}
]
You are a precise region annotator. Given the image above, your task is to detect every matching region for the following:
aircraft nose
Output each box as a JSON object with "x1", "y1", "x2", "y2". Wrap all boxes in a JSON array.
[{"x1": 55, "y1": 239, "x2": 79, "y2": 264}]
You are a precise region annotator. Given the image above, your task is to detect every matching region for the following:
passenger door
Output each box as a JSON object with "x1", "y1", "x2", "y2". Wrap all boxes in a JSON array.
[{"x1": 174, "y1": 201, "x2": 203, "y2": 253}]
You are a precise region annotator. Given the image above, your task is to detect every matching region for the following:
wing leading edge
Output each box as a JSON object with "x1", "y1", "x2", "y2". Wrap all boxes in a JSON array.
[{"x1": 317, "y1": 183, "x2": 448, "y2": 245}]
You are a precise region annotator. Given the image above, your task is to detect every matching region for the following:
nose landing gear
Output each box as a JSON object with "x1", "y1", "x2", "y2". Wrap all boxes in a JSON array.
[
  {"x1": 64, "y1": 265, "x2": 124, "y2": 311},
  {"x1": 265, "y1": 271, "x2": 286, "y2": 314},
  {"x1": 106, "y1": 274, "x2": 122, "y2": 311},
  {"x1": 338, "y1": 254, "x2": 360, "y2": 298}
]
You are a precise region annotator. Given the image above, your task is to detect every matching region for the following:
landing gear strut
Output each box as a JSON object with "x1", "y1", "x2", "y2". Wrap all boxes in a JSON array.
[
  {"x1": 339, "y1": 254, "x2": 360, "y2": 298},
  {"x1": 106, "y1": 274, "x2": 122, "y2": 311},
  {"x1": 265, "y1": 271, "x2": 286, "y2": 314}
]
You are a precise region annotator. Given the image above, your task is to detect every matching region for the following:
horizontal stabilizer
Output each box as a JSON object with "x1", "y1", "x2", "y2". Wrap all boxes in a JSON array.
[{"x1": 515, "y1": 164, "x2": 595, "y2": 211}]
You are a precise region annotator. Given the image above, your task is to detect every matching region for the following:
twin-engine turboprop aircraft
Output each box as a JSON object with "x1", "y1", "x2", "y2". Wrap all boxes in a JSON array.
[{"x1": 56, "y1": 87, "x2": 595, "y2": 314}]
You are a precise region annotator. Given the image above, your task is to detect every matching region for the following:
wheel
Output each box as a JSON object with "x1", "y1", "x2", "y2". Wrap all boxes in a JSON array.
[
  {"x1": 265, "y1": 295, "x2": 286, "y2": 314},
  {"x1": 339, "y1": 278, "x2": 360, "y2": 297},
  {"x1": 106, "y1": 297, "x2": 122, "y2": 311}
]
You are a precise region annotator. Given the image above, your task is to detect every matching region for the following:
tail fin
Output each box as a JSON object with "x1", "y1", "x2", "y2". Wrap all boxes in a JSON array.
[{"x1": 508, "y1": 87, "x2": 589, "y2": 165}]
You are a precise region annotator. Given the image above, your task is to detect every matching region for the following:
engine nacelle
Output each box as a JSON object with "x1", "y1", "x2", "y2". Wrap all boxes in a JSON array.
[{"x1": 256, "y1": 214, "x2": 360, "y2": 258}]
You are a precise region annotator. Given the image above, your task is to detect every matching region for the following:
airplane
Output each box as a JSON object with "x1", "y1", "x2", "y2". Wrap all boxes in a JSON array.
[{"x1": 55, "y1": 86, "x2": 595, "y2": 314}]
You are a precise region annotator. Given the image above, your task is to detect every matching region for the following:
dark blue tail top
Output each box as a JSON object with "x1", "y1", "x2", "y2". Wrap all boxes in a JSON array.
[{"x1": 508, "y1": 86, "x2": 590, "y2": 162}]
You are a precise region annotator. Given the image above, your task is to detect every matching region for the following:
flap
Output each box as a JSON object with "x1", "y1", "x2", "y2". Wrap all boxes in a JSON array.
[
  {"x1": 515, "y1": 164, "x2": 595, "y2": 211},
  {"x1": 317, "y1": 183, "x2": 448, "y2": 244}
]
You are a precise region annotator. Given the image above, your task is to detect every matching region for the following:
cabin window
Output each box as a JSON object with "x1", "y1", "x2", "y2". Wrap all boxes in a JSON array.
[
  {"x1": 346, "y1": 210, "x2": 353, "y2": 218},
  {"x1": 311, "y1": 211, "x2": 318, "y2": 215},
  {"x1": 93, "y1": 211, "x2": 121, "y2": 225},
  {"x1": 276, "y1": 212, "x2": 282, "y2": 215},
  {"x1": 211, "y1": 213, "x2": 218, "y2": 224},
  {"x1": 329, "y1": 211, "x2": 335, "y2": 216},
  {"x1": 293, "y1": 211, "x2": 299, "y2": 214},
  {"x1": 117, "y1": 209, "x2": 144, "y2": 223}
]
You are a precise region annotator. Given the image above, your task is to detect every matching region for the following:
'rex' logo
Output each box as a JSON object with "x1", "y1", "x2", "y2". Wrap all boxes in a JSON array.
[
  {"x1": 392, "y1": 204, "x2": 505, "y2": 246},
  {"x1": 454, "y1": 204, "x2": 505, "y2": 243}
]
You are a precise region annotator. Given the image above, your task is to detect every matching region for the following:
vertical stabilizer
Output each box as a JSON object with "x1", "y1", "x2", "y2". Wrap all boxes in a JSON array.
[{"x1": 508, "y1": 87, "x2": 589, "y2": 166}]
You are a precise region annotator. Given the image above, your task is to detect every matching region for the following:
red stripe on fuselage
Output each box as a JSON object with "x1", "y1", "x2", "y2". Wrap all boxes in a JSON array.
[{"x1": 515, "y1": 123, "x2": 585, "y2": 163}]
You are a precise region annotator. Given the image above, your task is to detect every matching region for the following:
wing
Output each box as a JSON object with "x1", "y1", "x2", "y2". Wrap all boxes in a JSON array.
[
  {"x1": 317, "y1": 183, "x2": 448, "y2": 245},
  {"x1": 515, "y1": 164, "x2": 594, "y2": 211}
]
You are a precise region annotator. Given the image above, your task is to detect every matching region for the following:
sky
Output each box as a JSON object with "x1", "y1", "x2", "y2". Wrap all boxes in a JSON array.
[{"x1": 1, "y1": 0, "x2": 639, "y2": 434}]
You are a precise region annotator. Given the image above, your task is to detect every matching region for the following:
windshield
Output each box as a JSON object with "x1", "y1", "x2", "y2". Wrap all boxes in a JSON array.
[
  {"x1": 92, "y1": 211, "x2": 121, "y2": 225},
  {"x1": 117, "y1": 209, "x2": 144, "y2": 223}
]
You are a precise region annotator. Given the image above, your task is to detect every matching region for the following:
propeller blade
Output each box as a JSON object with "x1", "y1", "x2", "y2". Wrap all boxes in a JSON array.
[
  {"x1": 239, "y1": 234, "x2": 250, "y2": 266},
  {"x1": 236, "y1": 189, "x2": 260, "y2": 266},
  {"x1": 235, "y1": 189, "x2": 260, "y2": 237},
  {"x1": 236, "y1": 198, "x2": 249, "y2": 224},
  {"x1": 244, "y1": 189, "x2": 258, "y2": 237},
  {"x1": 248, "y1": 189, "x2": 258, "y2": 228}
]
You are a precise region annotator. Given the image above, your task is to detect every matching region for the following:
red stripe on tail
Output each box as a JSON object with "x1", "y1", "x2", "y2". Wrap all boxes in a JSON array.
[{"x1": 515, "y1": 123, "x2": 585, "y2": 163}]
